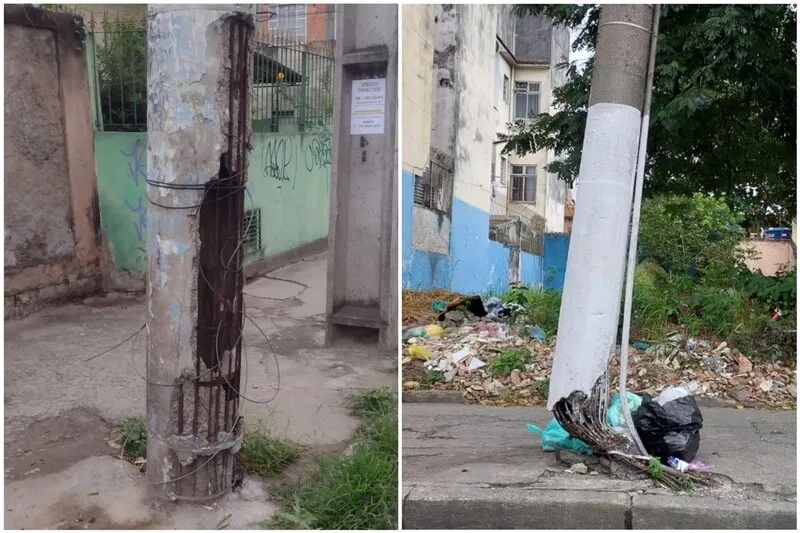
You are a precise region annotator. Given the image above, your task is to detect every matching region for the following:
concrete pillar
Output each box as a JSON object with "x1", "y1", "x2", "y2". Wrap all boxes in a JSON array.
[
  {"x1": 548, "y1": 5, "x2": 654, "y2": 408},
  {"x1": 325, "y1": 4, "x2": 398, "y2": 350},
  {"x1": 146, "y1": 4, "x2": 253, "y2": 500}
]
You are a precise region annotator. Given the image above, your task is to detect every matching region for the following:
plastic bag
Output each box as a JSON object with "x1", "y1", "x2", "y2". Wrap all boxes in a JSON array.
[
  {"x1": 607, "y1": 392, "x2": 643, "y2": 428},
  {"x1": 526, "y1": 419, "x2": 593, "y2": 455},
  {"x1": 632, "y1": 389, "x2": 703, "y2": 462},
  {"x1": 654, "y1": 385, "x2": 689, "y2": 406}
]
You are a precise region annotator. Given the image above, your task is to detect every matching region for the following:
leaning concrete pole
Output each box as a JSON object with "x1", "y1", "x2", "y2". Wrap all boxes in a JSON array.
[
  {"x1": 548, "y1": 5, "x2": 654, "y2": 409},
  {"x1": 146, "y1": 4, "x2": 254, "y2": 501}
]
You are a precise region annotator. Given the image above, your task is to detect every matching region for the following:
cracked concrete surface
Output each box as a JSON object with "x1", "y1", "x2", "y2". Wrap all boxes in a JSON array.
[{"x1": 4, "y1": 254, "x2": 396, "y2": 529}]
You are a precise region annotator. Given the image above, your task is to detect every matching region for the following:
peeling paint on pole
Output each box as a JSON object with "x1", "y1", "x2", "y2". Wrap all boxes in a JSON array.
[{"x1": 145, "y1": 4, "x2": 254, "y2": 500}]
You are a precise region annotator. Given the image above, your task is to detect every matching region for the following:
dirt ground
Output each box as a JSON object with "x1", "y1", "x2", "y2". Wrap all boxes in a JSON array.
[{"x1": 4, "y1": 254, "x2": 396, "y2": 529}]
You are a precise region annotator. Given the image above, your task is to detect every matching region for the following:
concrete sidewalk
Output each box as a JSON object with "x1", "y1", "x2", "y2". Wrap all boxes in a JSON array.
[
  {"x1": 4, "y1": 254, "x2": 396, "y2": 529},
  {"x1": 402, "y1": 403, "x2": 797, "y2": 529}
]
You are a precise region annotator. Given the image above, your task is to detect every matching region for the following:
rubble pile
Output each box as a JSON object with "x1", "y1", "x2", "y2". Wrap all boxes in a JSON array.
[{"x1": 401, "y1": 296, "x2": 797, "y2": 410}]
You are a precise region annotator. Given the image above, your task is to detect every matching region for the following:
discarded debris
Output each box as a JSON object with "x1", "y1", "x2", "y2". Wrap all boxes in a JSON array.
[
  {"x1": 217, "y1": 514, "x2": 231, "y2": 530},
  {"x1": 632, "y1": 386, "x2": 703, "y2": 463},
  {"x1": 526, "y1": 419, "x2": 593, "y2": 455},
  {"x1": 402, "y1": 291, "x2": 796, "y2": 410},
  {"x1": 526, "y1": 325, "x2": 546, "y2": 342},
  {"x1": 409, "y1": 345, "x2": 432, "y2": 361},
  {"x1": 431, "y1": 300, "x2": 448, "y2": 312},
  {"x1": 568, "y1": 462, "x2": 589, "y2": 475}
]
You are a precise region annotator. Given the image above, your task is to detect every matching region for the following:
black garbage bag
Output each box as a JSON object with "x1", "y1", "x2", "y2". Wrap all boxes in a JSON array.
[{"x1": 632, "y1": 390, "x2": 703, "y2": 463}]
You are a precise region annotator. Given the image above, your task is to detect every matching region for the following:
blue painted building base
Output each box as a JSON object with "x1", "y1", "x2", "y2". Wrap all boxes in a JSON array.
[
  {"x1": 543, "y1": 233, "x2": 570, "y2": 291},
  {"x1": 403, "y1": 170, "x2": 548, "y2": 295}
]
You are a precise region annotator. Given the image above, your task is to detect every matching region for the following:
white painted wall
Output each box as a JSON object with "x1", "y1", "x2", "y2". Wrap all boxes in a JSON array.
[
  {"x1": 401, "y1": 4, "x2": 435, "y2": 174},
  {"x1": 451, "y1": 4, "x2": 497, "y2": 212}
]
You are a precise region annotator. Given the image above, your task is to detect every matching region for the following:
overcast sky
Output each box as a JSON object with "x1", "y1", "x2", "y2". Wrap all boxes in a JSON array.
[{"x1": 566, "y1": 28, "x2": 591, "y2": 196}]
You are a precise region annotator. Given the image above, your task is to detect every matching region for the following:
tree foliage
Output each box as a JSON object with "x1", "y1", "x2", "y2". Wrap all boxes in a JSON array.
[
  {"x1": 95, "y1": 20, "x2": 147, "y2": 131},
  {"x1": 638, "y1": 194, "x2": 746, "y2": 274},
  {"x1": 502, "y1": 4, "x2": 796, "y2": 227}
]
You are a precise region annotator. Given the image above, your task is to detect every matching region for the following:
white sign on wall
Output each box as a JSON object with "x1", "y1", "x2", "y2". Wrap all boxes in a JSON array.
[{"x1": 350, "y1": 78, "x2": 386, "y2": 135}]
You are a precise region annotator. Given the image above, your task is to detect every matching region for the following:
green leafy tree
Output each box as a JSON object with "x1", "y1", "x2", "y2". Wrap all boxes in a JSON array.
[
  {"x1": 638, "y1": 193, "x2": 746, "y2": 274},
  {"x1": 501, "y1": 4, "x2": 796, "y2": 227}
]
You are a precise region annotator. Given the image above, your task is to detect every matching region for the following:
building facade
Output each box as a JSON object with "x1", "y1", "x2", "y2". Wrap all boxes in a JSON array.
[
  {"x1": 402, "y1": 4, "x2": 570, "y2": 294},
  {"x1": 257, "y1": 4, "x2": 335, "y2": 42}
]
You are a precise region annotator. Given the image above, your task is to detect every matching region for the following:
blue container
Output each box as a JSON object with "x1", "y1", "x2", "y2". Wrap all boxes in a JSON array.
[{"x1": 764, "y1": 227, "x2": 791, "y2": 241}]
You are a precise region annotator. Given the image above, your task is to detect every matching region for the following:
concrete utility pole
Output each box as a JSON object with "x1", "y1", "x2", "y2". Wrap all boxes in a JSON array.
[
  {"x1": 325, "y1": 4, "x2": 398, "y2": 350},
  {"x1": 146, "y1": 4, "x2": 254, "y2": 501},
  {"x1": 548, "y1": 5, "x2": 654, "y2": 408}
]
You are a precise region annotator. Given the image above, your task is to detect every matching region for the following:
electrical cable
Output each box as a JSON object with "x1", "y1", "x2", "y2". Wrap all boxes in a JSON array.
[
  {"x1": 618, "y1": 4, "x2": 661, "y2": 456},
  {"x1": 82, "y1": 324, "x2": 146, "y2": 363}
]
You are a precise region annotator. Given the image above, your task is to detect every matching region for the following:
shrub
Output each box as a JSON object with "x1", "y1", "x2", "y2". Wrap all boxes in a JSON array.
[
  {"x1": 688, "y1": 284, "x2": 752, "y2": 338},
  {"x1": 632, "y1": 259, "x2": 675, "y2": 338},
  {"x1": 503, "y1": 287, "x2": 562, "y2": 337},
  {"x1": 737, "y1": 268, "x2": 797, "y2": 312},
  {"x1": 639, "y1": 194, "x2": 746, "y2": 274}
]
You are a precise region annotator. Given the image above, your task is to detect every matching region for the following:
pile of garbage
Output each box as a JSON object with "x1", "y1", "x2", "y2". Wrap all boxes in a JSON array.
[
  {"x1": 401, "y1": 292, "x2": 797, "y2": 410},
  {"x1": 528, "y1": 386, "x2": 713, "y2": 472}
]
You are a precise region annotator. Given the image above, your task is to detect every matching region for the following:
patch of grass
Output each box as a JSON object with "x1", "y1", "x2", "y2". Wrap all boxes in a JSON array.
[
  {"x1": 490, "y1": 348, "x2": 532, "y2": 377},
  {"x1": 117, "y1": 417, "x2": 147, "y2": 458},
  {"x1": 240, "y1": 422, "x2": 303, "y2": 477},
  {"x1": 348, "y1": 386, "x2": 394, "y2": 419},
  {"x1": 265, "y1": 387, "x2": 398, "y2": 530}
]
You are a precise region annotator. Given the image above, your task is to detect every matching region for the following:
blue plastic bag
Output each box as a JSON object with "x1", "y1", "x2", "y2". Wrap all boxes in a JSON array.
[
  {"x1": 607, "y1": 392, "x2": 643, "y2": 428},
  {"x1": 526, "y1": 419, "x2": 593, "y2": 455}
]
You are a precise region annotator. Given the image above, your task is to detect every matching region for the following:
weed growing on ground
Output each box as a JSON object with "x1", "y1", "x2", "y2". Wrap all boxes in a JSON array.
[
  {"x1": 503, "y1": 287, "x2": 562, "y2": 336},
  {"x1": 535, "y1": 378, "x2": 550, "y2": 398},
  {"x1": 426, "y1": 370, "x2": 445, "y2": 385},
  {"x1": 648, "y1": 457, "x2": 663, "y2": 481},
  {"x1": 117, "y1": 417, "x2": 147, "y2": 458},
  {"x1": 265, "y1": 387, "x2": 398, "y2": 530},
  {"x1": 240, "y1": 422, "x2": 303, "y2": 477},
  {"x1": 491, "y1": 348, "x2": 532, "y2": 377}
]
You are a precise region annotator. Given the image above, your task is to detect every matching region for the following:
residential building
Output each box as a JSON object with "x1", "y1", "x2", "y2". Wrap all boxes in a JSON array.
[
  {"x1": 256, "y1": 4, "x2": 335, "y2": 42},
  {"x1": 402, "y1": 5, "x2": 570, "y2": 294},
  {"x1": 492, "y1": 12, "x2": 570, "y2": 233}
]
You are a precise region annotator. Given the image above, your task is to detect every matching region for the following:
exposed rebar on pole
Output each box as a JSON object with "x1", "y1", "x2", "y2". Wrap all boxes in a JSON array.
[
  {"x1": 548, "y1": 4, "x2": 654, "y2": 411},
  {"x1": 618, "y1": 4, "x2": 662, "y2": 456},
  {"x1": 146, "y1": 4, "x2": 254, "y2": 501}
]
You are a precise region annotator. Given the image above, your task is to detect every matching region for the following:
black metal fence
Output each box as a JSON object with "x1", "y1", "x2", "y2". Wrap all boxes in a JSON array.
[{"x1": 77, "y1": 10, "x2": 334, "y2": 133}]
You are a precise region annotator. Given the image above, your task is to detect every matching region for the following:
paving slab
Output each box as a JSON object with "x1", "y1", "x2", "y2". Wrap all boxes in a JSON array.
[{"x1": 402, "y1": 403, "x2": 796, "y2": 529}]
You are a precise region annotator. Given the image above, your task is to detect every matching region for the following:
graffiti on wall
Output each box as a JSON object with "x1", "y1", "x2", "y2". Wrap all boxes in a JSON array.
[
  {"x1": 262, "y1": 134, "x2": 331, "y2": 189},
  {"x1": 95, "y1": 131, "x2": 331, "y2": 275},
  {"x1": 120, "y1": 138, "x2": 147, "y2": 243}
]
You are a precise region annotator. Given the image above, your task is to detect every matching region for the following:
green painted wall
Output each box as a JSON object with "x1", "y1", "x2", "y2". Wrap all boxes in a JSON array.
[
  {"x1": 94, "y1": 131, "x2": 330, "y2": 273},
  {"x1": 94, "y1": 132, "x2": 149, "y2": 273}
]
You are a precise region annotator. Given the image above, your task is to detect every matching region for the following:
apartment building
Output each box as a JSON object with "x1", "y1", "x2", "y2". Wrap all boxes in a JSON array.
[
  {"x1": 256, "y1": 4, "x2": 335, "y2": 42},
  {"x1": 492, "y1": 14, "x2": 570, "y2": 233},
  {"x1": 402, "y1": 4, "x2": 570, "y2": 294}
]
